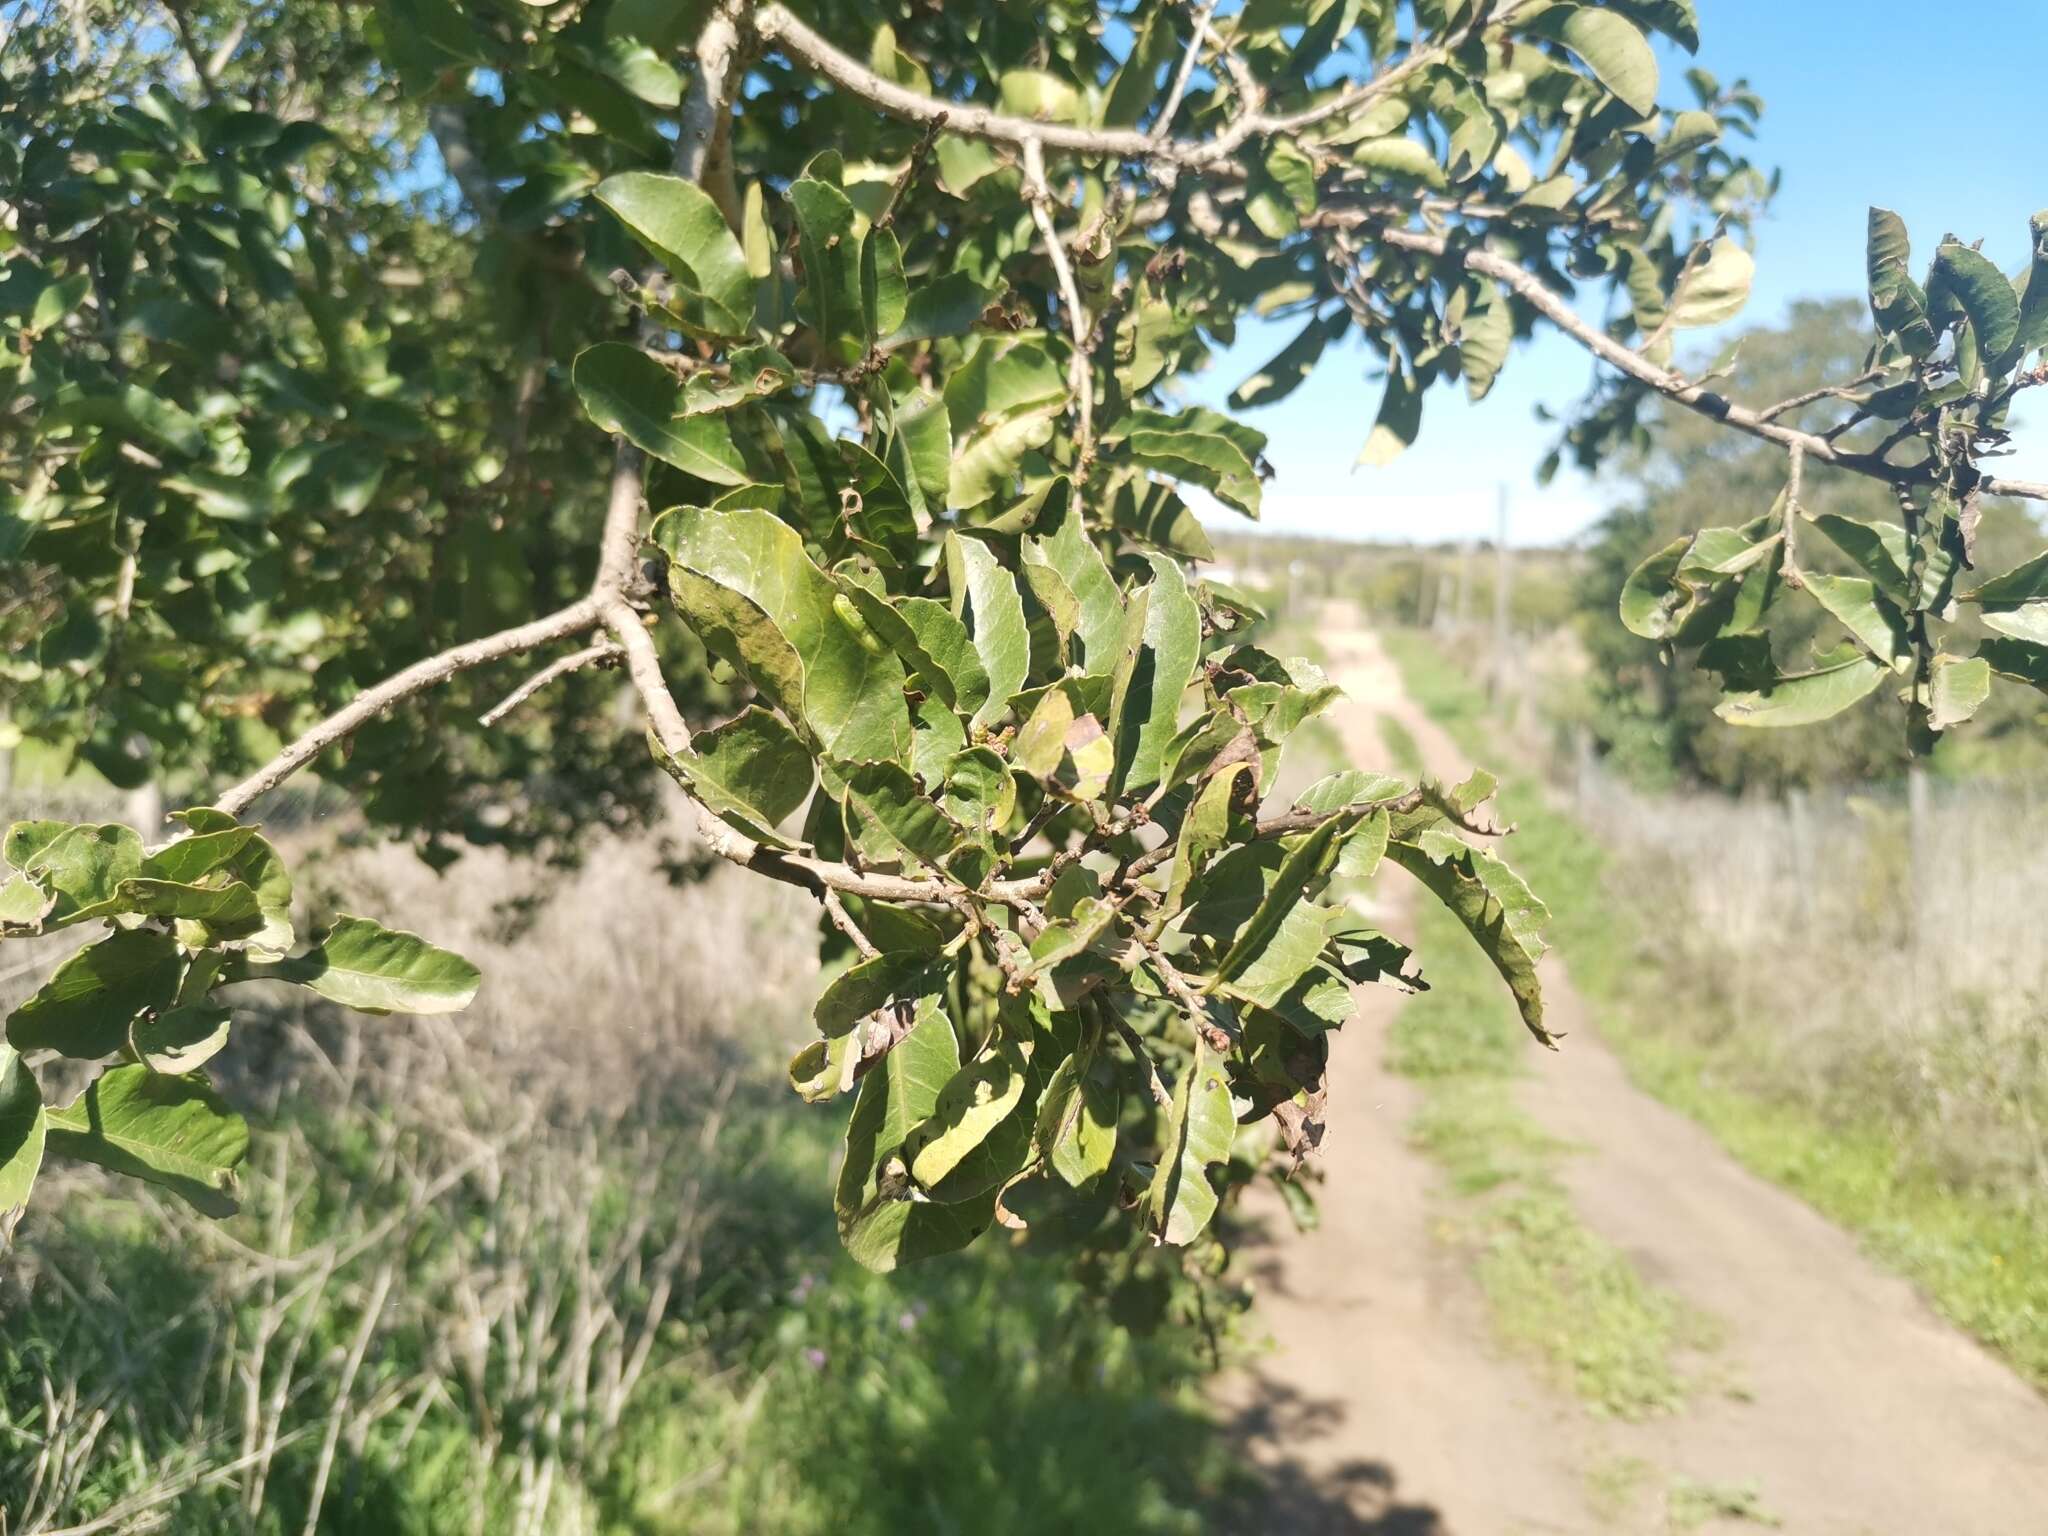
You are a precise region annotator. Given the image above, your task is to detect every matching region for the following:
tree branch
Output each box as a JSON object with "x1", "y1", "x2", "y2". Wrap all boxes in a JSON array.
[
  {"x1": 1022, "y1": 138, "x2": 1095, "y2": 474},
  {"x1": 477, "y1": 641, "x2": 623, "y2": 728},
  {"x1": 1358, "y1": 222, "x2": 2048, "y2": 505},
  {"x1": 214, "y1": 598, "x2": 606, "y2": 819},
  {"x1": 1151, "y1": 0, "x2": 1218, "y2": 143},
  {"x1": 749, "y1": 1, "x2": 1517, "y2": 170}
]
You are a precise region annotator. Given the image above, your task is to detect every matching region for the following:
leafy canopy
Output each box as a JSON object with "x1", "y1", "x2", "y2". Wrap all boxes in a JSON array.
[{"x1": 4, "y1": 0, "x2": 2044, "y2": 1274}]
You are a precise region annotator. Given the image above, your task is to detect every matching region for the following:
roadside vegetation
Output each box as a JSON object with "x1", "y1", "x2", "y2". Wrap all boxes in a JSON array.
[
  {"x1": 1380, "y1": 625, "x2": 2048, "y2": 1391},
  {"x1": 0, "y1": 827, "x2": 1229, "y2": 1534}
]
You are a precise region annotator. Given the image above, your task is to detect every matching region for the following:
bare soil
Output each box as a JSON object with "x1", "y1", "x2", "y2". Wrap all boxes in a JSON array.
[{"x1": 1216, "y1": 621, "x2": 2048, "y2": 1535}]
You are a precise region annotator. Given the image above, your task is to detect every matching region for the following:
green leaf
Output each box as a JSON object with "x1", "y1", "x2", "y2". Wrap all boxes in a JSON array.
[
  {"x1": 1667, "y1": 239, "x2": 1754, "y2": 329},
  {"x1": 1528, "y1": 6, "x2": 1659, "y2": 115},
  {"x1": 1357, "y1": 363, "x2": 1422, "y2": 467},
  {"x1": 1118, "y1": 406, "x2": 1266, "y2": 518},
  {"x1": 45, "y1": 1065, "x2": 248, "y2": 1217},
  {"x1": 1145, "y1": 1038, "x2": 1235, "y2": 1246},
  {"x1": 1967, "y1": 549, "x2": 2048, "y2": 606},
  {"x1": 1803, "y1": 573, "x2": 1911, "y2": 669},
  {"x1": 905, "y1": 1040, "x2": 1031, "y2": 1190},
  {"x1": 1455, "y1": 282, "x2": 1513, "y2": 401},
  {"x1": 0, "y1": 1044, "x2": 45, "y2": 1216},
  {"x1": 837, "y1": 586, "x2": 991, "y2": 718},
  {"x1": 117, "y1": 876, "x2": 261, "y2": 935},
  {"x1": 131, "y1": 1004, "x2": 233, "y2": 1075},
  {"x1": 837, "y1": 996, "x2": 992, "y2": 1270},
  {"x1": 1812, "y1": 512, "x2": 1912, "y2": 600},
  {"x1": 658, "y1": 505, "x2": 914, "y2": 761},
  {"x1": 815, "y1": 951, "x2": 947, "y2": 1038},
  {"x1": 997, "y1": 69, "x2": 1083, "y2": 124},
  {"x1": 593, "y1": 37, "x2": 683, "y2": 107},
  {"x1": 1108, "y1": 555, "x2": 1203, "y2": 797},
  {"x1": 572, "y1": 344, "x2": 749, "y2": 485},
  {"x1": 6, "y1": 928, "x2": 182, "y2": 1059},
  {"x1": 945, "y1": 533, "x2": 1030, "y2": 729},
  {"x1": 1350, "y1": 135, "x2": 1449, "y2": 188},
  {"x1": 1230, "y1": 311, "x2": 1348, "y2": 410},
  {"x1": 1866, "y1": 207, "x2": 1936, "y2": 355},
  {"x1": 1389, "y1": 829, "x2": 1554, "y2": 1046},
  {"x1": 837, "y1": 758, "x2": 977, "y2": 878},
  {"x1": 2016, "y1": 211, "x2": 2048, "y2": 359},
  {"x1": 1, "y1": 821, "x2": 141, "y2": 932},
  {"x1": 1215, "y1": 817, "x2": 1349, "y2": 992},
  {"x1": 885, "y1": 271, "x2": 1001, "y2": 346},
  {"x1": 1931, "y1": 240, "x2": 2022, "y2": 368},
  {"x1": 789, "y1": 176, "x2": 865, "y2": 357},
  {"x1": 1714, "y1": 655, "x2": 1889, "y2": 728},
  {"x1": 167, "y1": 810, "x2": 292, "y2": 959},
  {"x1": 650, "y1": 706, "x2": 814, "y2": 848},
  {"x1": 1980, "y1": 637, "x2": 2048, "y2": 694},
  {"x1": 594, "y1": 172, "x2": 754, "y2": 337},
  {"x1": 1928, "y1": 654, "x2": 1992, "y2": 730},
  {"x1": 943, "y1": 341, "x2": 1068, "y2": 508},
  {"x1": 859, "y1": 223, "x2": 908, "y2": 343},
  {"x1": 269, "y1": 915, "x2": 480, "y2": 1015},
  {"x1": 1021, "y1": 484, "x2": 1123, "y2": 676},
  {"x1": 1035, "y1": 1046, "x2": 1118, "y2": 1188}
]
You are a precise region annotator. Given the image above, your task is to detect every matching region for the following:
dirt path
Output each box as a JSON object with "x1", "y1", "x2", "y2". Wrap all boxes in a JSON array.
[{"x1": 1218, "y1": 619, "x2": 2048, "y2": 1535}]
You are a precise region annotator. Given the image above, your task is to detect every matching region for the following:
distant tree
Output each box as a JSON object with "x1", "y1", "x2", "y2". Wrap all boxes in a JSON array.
[
  {"x1": 3, "y1": 1, "x2": 2044, "y2": 1275},
  {"x1": 1580, "y1": 299, "x2": 2046, "y2": 791}
]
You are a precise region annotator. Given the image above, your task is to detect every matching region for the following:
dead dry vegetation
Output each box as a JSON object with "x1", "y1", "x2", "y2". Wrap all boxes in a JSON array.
[
  {"x1": 1, "y1": 813, "x2": 827, "y2": 1534},
  {"x1": 1572, "y1": 763, "x2": 2048, "y2": 1205}
]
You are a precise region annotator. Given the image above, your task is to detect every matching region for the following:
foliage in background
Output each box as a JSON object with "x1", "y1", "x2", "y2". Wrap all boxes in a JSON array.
[{"x1": 1577, "y1": 299, "x2": 2047, "y2": 793}]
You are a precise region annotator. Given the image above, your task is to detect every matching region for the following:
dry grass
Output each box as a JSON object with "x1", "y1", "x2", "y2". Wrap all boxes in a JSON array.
[
  {"x1": 1, "y1": 806, "x2": 828, "y2": 1534},
  {"x1": 1570, "y1": 766, "x2": 2048, "y2": 1202}
]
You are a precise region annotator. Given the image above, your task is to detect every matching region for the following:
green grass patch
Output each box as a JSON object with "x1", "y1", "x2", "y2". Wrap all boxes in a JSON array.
[
  {"x1": 1376, "y1": 711, "x2": 1425, "y2": 778},
  {"x1": 2, "y1": 1085, "x2": 1229, "y2": 1535},
  {"x1": 1379, "y1": 625, "x2": 2048, "y2": 1392}
]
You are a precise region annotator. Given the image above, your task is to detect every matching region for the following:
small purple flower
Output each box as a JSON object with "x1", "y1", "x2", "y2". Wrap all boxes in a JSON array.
[
  {"x1": 789, "y1": 1272, "x2": 817, "y2": 1304},
  {"x1": 896, "y1": 1310, "x2": 919, "y2": 1333},
  {"x1": 803, "y1": 1347, "x2": 828, "y2": 1371}
]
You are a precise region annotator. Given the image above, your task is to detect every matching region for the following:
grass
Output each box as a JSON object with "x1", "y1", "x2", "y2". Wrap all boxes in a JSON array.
[
  {"x1": 1376, "y1": 711, "x2": 1425, "y2": 779},
  {"x1": 1, "y1": 827, "x2": 1234, "y2": 1534},
  {"x1": 1387, "y1": 843, "x2": 1708, "y2": 1420},
  {"x1": 1379, "y1": 624, "x2": 2048, "y2": 1391},
  {"x1": 1665, "y1": 1477, "x2": 1781, "y2": 1531}
]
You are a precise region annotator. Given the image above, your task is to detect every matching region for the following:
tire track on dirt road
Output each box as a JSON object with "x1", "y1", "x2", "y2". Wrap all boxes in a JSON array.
[{"x1": 1218, "y1": 620, "x2": 2048, "y2": 1535}]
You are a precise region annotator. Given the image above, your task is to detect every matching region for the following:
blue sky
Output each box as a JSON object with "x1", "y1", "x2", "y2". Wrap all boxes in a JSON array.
[{"x1": 1188, "y1": 0, "x2": 2048, "y2": 547}]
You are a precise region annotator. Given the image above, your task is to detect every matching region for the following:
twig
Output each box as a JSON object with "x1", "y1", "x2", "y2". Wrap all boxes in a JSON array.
[
  {"x1": 214, "y1": 597, "x2": 606, "y2": 817},
  {"x1": 822, "y1": 889, "x2": 880, "y2": 959},
  {"x1": 1756, "y1": 367, "x2": 1889, "y2": 424},
  {"x1": 1151, "y1": 0, "x2": 1219, "y2": 142},
  {"x1": 1108, "y1": 1008, "x2": 1173, "y2": 1109},
  {"x1": 1022, "y1": 138, "x2": 1095, "y2": 473},
  {"x1": 1351, "y1": 221, "x2": 2048, "y2": 506},
  {"x1": 478, "y1": 640, "x2": 623, "y2": 727},
  {"x1": 1781, "y1": 442, "x2": 1807, "y2": 588},
  {"x1": 1143, "y1": 942, "x2": 1234, "y2": 1052}
]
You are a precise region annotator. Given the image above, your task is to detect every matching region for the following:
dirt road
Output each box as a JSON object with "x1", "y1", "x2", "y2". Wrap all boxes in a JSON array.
[{"x1": 1217, "y1": 621, "x2": 2048, "y2": 1535}]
